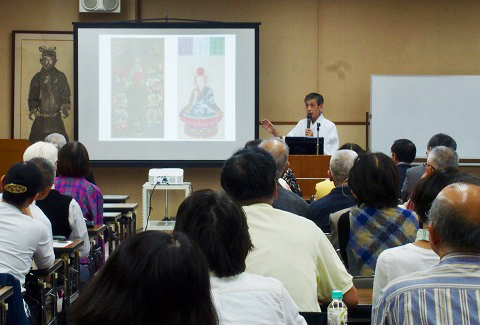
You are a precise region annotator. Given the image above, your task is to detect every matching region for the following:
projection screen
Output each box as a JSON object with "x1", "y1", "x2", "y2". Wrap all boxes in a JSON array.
[{"x1": 74, "y1": 22, "x2": 259, "y2": 166}]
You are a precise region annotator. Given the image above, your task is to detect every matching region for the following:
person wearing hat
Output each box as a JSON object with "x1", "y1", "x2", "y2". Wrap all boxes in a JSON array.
[{"x1": 28, "y1": 46, "x2": 71, "y2": 143}]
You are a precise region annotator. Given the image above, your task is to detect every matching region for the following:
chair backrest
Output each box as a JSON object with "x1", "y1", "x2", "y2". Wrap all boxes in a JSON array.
[
  {"x1": 329, "y1": 207, "x2": 353, "y2": 250},
  {"x1": 352, "y1": 275, "x2": 374, "y2": 289},
  {"x1": 0, "y1": 273, "x2": 30, "y2": 325},
  {"x1": 299, "y1": 312, "x2": 327, "y2": 325}
]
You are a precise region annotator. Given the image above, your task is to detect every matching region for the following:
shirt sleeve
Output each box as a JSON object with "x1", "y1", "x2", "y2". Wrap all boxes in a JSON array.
[
  {"x1": 372, "y1": 250, "x2": 390, "y2": 306},
  {"x1": 69, "y1": 199, "x2": 90, "y2": 258},
  {"x1": 371, "y1": 292, "x2": 391, "y2": 325},
  {"x1": 33, "y1": 220, "x2": 55, "y2": 269},
  {"x1": 281, "y1": 286, "x2": 308, "y2": 325},
  {"x1": 287, "y1": 120, "x2": 306, "y2": 137},
  {"x1": 323, "y1": 123, "x2": 339, "y2": 155},
  {"x1": 315, "y1": 230, "x2": 353, "y2": 303}
]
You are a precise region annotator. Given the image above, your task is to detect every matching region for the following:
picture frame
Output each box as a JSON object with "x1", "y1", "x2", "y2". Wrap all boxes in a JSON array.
[{"x1": 12, "y1": 31, "x2": 74, "y2": 141}]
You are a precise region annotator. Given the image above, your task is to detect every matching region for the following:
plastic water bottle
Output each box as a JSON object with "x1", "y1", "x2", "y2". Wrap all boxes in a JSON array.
[{"x1": 327, "y1": 290, "x2": 347, "y2": 325}]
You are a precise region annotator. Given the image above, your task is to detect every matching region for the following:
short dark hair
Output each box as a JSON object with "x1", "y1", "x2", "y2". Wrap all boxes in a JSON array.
[
  {"x1": 244, "y1": 139, "x2": 261, "y2": 149},
  {"x1": 29, "y1": 157, "x2": 55, "y2": 188},
  {"x1": 339, "y1": 143, "x2": 366, "y2": 156},
  {"x1": 72, "y1": 231, "x2": 218, "y2": 325},
  {"x1": 2, "y1": 162, "x2": 43, "y2": 208},
  {"x1": 304, "y1": 92, "x2": 324, "y2": 105},
  {"x1": 391, "y1": 139, "x2": 416, "y2": 163},
  {"x1": 175, "y1": 189, "x2": 253, "y2": 277},
  {"x1": 348, "y1": 152, "x2": 399, "y2": 209},
  {"x1": 411, "y1": 168, "x2": 472, "y2": 224},
  {"x1": 57, "y1": 142, "x2": 90, "y2": 177},
  {"x1": 427, "y1": 133, "x2": 457, "y2": 150},
  {"x1": 221, "y1": 147, "x2": 277, "y2": 203}
]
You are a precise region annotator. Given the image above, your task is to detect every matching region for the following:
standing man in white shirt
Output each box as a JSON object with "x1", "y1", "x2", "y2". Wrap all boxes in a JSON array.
[{"x1": 260, "y1": 93, "x2": 339, "y2": 155}]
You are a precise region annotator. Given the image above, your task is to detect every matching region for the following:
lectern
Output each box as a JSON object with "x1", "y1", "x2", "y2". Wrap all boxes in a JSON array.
[
  {"x1": 288, "y1": 155, "x2": 331, "y2": 199},
  {"x1": 0, "y1": 139, "x2": 31, "y2": 176}
]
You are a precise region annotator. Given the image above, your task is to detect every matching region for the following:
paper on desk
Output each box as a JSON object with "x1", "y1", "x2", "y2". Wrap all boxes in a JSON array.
[{"x1": 53, "y1": 240, "x2": 73, "y2": 248}]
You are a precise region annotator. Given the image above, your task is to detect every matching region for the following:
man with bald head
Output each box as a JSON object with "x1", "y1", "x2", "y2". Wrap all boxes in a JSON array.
[
  {"x1": 372, "y1": 179, "x2": 480, "y2": 325},
  {"x1": 259, "y1": 138, "x2": 309, "y2": 218}
]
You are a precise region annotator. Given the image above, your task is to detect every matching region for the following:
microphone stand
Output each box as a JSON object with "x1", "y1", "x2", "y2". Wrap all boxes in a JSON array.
[{"x1": 316, "y1": 122, "x2": 321, "y2": 155}]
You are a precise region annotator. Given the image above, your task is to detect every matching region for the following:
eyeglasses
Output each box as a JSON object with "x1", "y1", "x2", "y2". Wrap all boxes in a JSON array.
[{"x1": 423, "y1": 162, "x2": 436, "y2": 171}]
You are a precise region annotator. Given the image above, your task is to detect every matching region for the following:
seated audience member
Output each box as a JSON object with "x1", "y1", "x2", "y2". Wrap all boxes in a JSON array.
[
  {"x1": 372, "y1": 180, "x2": 480, "y2": 325},
  {"x1": 259, "y1": 138, "x2": 309, "y2": 218},
  {"x1": 29, "y1": 157, "x2": 90, "y2": 258},
  {"x1": 404, "y1": 145, "x2": 459, "y2": 211},
  {"x1": 23, "y1": 142, "x2": 90, "y2": 257},
  {"x1": 44, "y1": 132, "x2": 67, "y2": 151},
  {"x1": 19, "y1": 142, "x2": 56, "y2": 241},
  {"x1": 424, "y1": 145, "x2": 459, "y2": 175},
  {"x1": 372, "y1": 168, "x2": 471, "y2": 304},
  {"x1": 245, "y1": 139, "x2": 303, "y2": 196},
  {"x1": 55, "y1": 142, "x2": 103, "y2": 225},
  {"x1": 390, "y1": 139, "x2": 416, "y2": 195},
  {"x1": 313, "y1": 143, "x2": 365, "y2": 201},
  {"x1": 338, "y1": 143, "x2": 366, "y2": 156},
  {"x1": 308, "y1": 149, "x2": 357, "y2": 232},
  {"x1": 0, "y1": 162, "x2": 54, "y2": 287},
  {"x1": 401, "y1": 133, "x2": 456, "y2": 201},
  {"x1": 338, "y1": 153, "x2": 418, "y2": 275},
  {"x1": 45, "y1": 133, "x2": 97, "y2": 184},
  {"x1": 71, "y1": 231, "x2": 218, "y2": 325},
  {"x1": 175, "y1": 189, "x2": 307, "y2": 325},
  {"x1": 313, "y1": 179, "x2": 335, "y2": 201},
  {"x1": 221, "y1": 147, "x2": 358, "y2": 311}
]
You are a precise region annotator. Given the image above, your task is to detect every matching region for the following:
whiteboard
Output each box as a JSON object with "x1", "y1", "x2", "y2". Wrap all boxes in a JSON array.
[{"x1": 370, "y1": 75, "x2": 480, "y2": 159}]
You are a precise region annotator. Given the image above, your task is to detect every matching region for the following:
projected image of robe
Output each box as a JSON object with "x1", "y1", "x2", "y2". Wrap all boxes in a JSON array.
[
  {"x1": 111, "y1": 38, "x2": 164, "y2": 138},
  {"x1": 179, "y1": 67, "x2": 223, "y2": 138}
]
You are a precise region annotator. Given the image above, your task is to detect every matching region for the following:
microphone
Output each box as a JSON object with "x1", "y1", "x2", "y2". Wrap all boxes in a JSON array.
[{"x1": 307, "y1": 114, "x2": 312, "y2": 129}]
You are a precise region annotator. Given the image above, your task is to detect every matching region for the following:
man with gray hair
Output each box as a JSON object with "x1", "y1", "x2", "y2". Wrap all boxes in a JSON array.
[
  {"x1": 259, "y1": 138, "x2": 309, "y2": 218},
  {"x1": 308, "y1": 149, "x2": 357, "y2": 232},
  {"x1": 424, "y1": 145, "x2": 459, "y2": 175},
  {"x1": 45, "y1": 132, "x2": 67, "y2": 151},
  {"x1": 372, "y1": 179, "x2": 480, "y2": 325}
]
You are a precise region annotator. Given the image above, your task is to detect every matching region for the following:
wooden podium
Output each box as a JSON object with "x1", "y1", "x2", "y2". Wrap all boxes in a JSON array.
[
  {"x1": 288, "y1": 155, "x2": 331, "y2": 199},
  {"x1": 0, "y1": 139, "x2": 31, "y2": 177}
]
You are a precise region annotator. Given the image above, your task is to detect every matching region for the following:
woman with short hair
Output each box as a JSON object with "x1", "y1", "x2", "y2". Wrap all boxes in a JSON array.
[
  {"x1": 72, "y1": 231, "x2": 218, "y2": 325},
  {"x1": 55, "y1": 141, "x2": 103, "y2": 225},
  {"x1": 175, "y1": 189, "x2": 306, "y2": 325},
  {"x1": 338, "y1": 152, "x2": 419, "y2": 276}
]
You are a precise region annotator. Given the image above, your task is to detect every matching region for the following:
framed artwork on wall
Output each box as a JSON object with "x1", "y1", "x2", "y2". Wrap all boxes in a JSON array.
[{"x1": 12, "y1": 31, "x2": 74, "y2": 142}]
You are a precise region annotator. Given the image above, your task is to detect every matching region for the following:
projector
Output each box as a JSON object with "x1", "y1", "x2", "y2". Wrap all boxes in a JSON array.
[{"x1": 149, "y1": 168, "x2": 184, "y2": 185}]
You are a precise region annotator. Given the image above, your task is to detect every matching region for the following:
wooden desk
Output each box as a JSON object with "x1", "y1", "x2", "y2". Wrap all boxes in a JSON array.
[
  {"x1": 87, "y1": 225, "x2": 106, "y2": 274},
  {"x1": 357, "y1": 288, "x2": 372, "y2": 306},
  {"x1": 54, "y1": 240, "x2": 84, "y2": 306},
  {"x1": 0, "y1": 286, "x2": 13, "y2": 325},
  {"x1": 103, "y1": 195, "x2": 130, "y2": 203},
  {"x1": 103, "y1": 203, "x2": 138, "y2": 240},
  {"x1": 288, "y1": 155, "x2": 331, "y2": 198},
  {"x1": 0, "y1": 286, "x2": 12, "y2": 303},
  {"x1": 103, "y1": 212, "x2": 122, "y2": 252},
  {"x1": 30, "y1": 259, "x2": 63, "y2": 325}
]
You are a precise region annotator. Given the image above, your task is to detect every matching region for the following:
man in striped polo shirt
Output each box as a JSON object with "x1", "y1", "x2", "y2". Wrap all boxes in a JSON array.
[{"x1": 372, "y1": 180, "x2": 480, "y2": 325}]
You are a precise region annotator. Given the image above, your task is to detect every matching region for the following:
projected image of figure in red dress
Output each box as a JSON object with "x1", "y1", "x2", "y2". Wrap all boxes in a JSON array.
[{"x1": 179, "y1": 67, "x2": 223, "y2": 138}]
